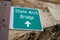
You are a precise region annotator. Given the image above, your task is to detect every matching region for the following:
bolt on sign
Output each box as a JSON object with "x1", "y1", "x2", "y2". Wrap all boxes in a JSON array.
[{"x1": 9, "y1": 6, "x2": 43, "y2": 31}]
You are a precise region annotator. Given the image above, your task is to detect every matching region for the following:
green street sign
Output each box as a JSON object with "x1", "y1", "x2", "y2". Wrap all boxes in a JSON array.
[{"x1": 9, "y1": 6, "x2": 43, "y2": 31}]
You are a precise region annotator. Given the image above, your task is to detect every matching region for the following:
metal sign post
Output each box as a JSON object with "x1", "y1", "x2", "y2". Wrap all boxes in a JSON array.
[{"x1": 0, "y1": 1, "x2": 11, "y2": 40}]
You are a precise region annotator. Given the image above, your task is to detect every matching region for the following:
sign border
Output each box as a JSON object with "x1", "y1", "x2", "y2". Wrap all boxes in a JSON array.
[{"x1": 9, "y1": 6, "x2": 43, "y2": 31}]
